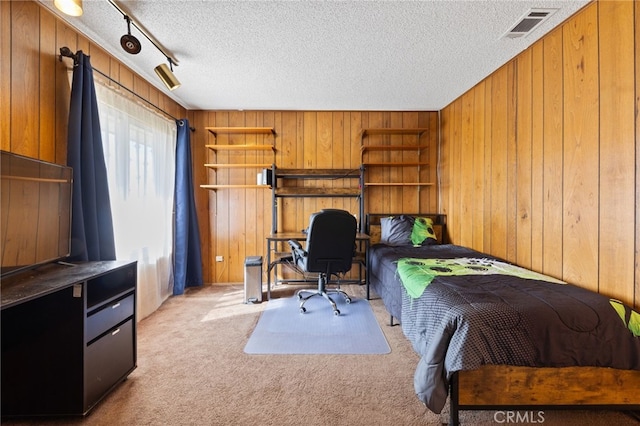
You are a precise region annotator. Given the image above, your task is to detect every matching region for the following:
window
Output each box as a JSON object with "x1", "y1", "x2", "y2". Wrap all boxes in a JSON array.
[{"x1": 96, "y1": 83, "x2": 177, "y2": 319}]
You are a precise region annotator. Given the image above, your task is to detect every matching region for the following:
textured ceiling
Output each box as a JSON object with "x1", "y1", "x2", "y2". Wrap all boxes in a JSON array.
[{"x1": 39, "y1": 0, "x2": 590, "y2": 111}]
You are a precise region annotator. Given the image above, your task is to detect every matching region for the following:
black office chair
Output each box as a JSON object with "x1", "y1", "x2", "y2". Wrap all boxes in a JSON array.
[{"x1": 288, "y1": 209, "x2": 357, "y2": 315}]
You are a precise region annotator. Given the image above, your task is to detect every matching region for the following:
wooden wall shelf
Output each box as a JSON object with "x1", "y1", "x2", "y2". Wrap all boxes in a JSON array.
[
  {"x1": 364, "y1": 182, "x2": 435, "y2": 187},
  {"x1": 205, "y1": 163, "x2": 271, "y2": 169},
  {"x1": 201, "y1": 184, "x2": 270, "y2": 190},
  {"x1": 203, "y1": 127, "x2": 276, "y2": 191},
  {"x1": 205, "y1": 144, "x2": 275, "y2": 152},
  {"x1": 361, "y1": 128, "x2": 429, "y2": 136},
  {"x1": 205, "y1": 127, "x2": 275, "y2": 136},
  {"x1": 360, "y1": 128, "x2": 434, "y2": 201}
]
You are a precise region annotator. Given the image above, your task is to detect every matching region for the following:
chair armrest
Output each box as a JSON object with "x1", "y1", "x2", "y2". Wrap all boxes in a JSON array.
[
  {"x1": 287, "y1": 240, "x2": 306, "y2": 264},
  {"x1": 287, "y1": 239, "x2": 302, "y2": 250}
]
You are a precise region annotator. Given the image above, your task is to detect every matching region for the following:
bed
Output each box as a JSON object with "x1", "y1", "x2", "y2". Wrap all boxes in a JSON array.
[{"x1": 366, "y1": 213, "x2": 640, "y2": 425}]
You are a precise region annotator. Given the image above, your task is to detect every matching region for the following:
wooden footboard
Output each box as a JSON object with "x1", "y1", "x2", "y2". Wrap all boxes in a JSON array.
[{"x1": 450, "y1": 365, "x2": 640, "y2": 425}]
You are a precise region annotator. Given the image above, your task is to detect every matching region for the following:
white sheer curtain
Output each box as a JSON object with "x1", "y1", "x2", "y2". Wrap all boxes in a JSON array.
[{"x1": 95, "y1": 83, "x2": 176, "y2": 320}]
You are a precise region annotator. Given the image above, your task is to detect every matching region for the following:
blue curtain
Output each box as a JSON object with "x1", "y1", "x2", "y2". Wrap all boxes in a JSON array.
[
  {"x1": 173, "y1": 119, "x2": 203, "y2": 294},
  {"x1": 67, "y1": 51, "x2": 116, "y2": 261}
]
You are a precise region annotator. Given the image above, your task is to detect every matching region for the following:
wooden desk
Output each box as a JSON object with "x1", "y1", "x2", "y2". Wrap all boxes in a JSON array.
[{"x1": 265, "y1": 232, "x2": 369, "y2": 300}]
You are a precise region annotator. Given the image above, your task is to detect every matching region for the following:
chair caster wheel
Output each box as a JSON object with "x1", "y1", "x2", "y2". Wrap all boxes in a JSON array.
[
  {"x1": 300, "y1": 307, "x2": 306, "y2": 314},
  {"x1": 334, "y1": 309, "x2": 340, "y2": 316},
  {"x1": 345, "y1": 298, "x2": 351, "y2": 304}
]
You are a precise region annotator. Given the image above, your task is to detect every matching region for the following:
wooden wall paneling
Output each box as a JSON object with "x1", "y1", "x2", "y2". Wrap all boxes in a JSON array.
[
  {"x1": 277, "y1": 112, "x2": 296, "y2": 234},
  {"x1": 636, "y1": 0, "x2": 640, "y2": 310},
  {"x1": 244, "y1": 111, "x2": 259, "y2": 261},
  {"x1": 188, "y1": 110, "x2": 210, "y2": 284},
  {"x1": 117, "y1": 64, "x2": 134, "y2": 95},
  {"x1": 441, "y1": 105, "x2": 453, "y2": 239},
  {"x1": 394, "y1": 112, "x2": 406, "y2": 212},
  {"x1": 417, "y1": 113, "x2": 427, "y2": 211},
  {"x1": 88, "y1": 45, "x2": 111, "y2": 81},
  {"x1": 348, "y1": 112, "x2": 362, "y2": 221},
  {"x1": 54, "y1": 21, "x2": 76, "y2": 165},
  {"x1": 506, "y1": 62, "x2": 518, "y2": 264},
  {"x1": 349, "y1": 112, "x2": 362, "y2": 222},
  {"x1": 489, "y1": 65, "x2": 509, "y2": 260},
  {"x1": 417, "y1": 112, "x2": 431, "y2": 212},
  {"x1": 471, "y1": 82, "x2": 486, "y2": 251},
  {"x1": 39, "y1": 8, "x2": 56, "y2": 162},
  {"x1": 333, "y1": 111, "x2": 347, "y2": 212},
  {"x1": 206, "y1": 112, "x2": 218, "y2": 283},
  {"x1": 516, "y1": 49, "x2": 533, "y2": 269},
  {"x1": 301, "y1": 111, "x2": 317, "y2": 220},
  {"x1": 394, "y1": 112, "x2": 408, "y2": 211},
  {"x1": 1, "y1": 1, "x2": 11, "y2": 151},
  {"x1": 439, "y1": 107, "x2": 450, "y2": 239},
  {"x1": 417, "y1": 112, "x2": 427, "y2": 211},
  {"x1": 317, "y1": 111, "x2": 333, "y2": 211},
  {"x1": 542, "y1": 27, "x2": 564, "y2": 280},
  {"x1": 364, "y1": 112, "x2": 385, "y2": 214},
  {"x1": 402, "y1": 112, "x2": 420, "y2": 212},
  {"x1": 530, "y1": 41, "x2": 545, "y2": 273},
  {"x1": 227, "y1": 112, "x2": 246, "y2": 281},
  {"x1": 293, "y1": 111, "x2": 305, "y2": 231},
  {"x1": 213, "y1": 112, "x2": 230, "y2": 282},
  {"x1": 598, "y1": 0, "x2": 635, "y2": 305},
  {"x1": 438, "y1": 1, "x2": 636, "y2": 306},
  {"x1": 382, "y1": 110, "x2": 393, "y2": 209},
  {"x1": 76, "y1": 30, "x2": 89, "y2": 54},
  {"x1": 146, "y1": 81, "x2": 160, "y2": 112},
  {"x1": 389, "y1": 112, "x2": 403, "y2": 211},
  {"x1": 11, "y1": 0, "x2": 39, "y2": 157},
  {"x1": 482, "y1": 77, "x2": 493, "y2": 252},
  {"x1": 201, "y1": 112, "x2": 214, "y2": 282},
  {"x1": 132, "y1": 75, "x2": 150, "y2": 107},
  {"x1": 459, "y1": 91, "x2": 474, "y2": 248},
  {"x1": 421, "y1": 112, "x2": 438, "y2": 213},
  {"x1": 562, "y1": 5, "x2": 599, "y2": 291},
  {"x1": 259, "y1": 111, "x2": 276, "y2": 264},
  {"x1": 450, "y1": 99, "x2": 462, "y2": 244}
]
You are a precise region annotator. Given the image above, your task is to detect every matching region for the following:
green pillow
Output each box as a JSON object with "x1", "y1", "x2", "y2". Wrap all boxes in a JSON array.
[{"x1": 411, "y1": 217, "x2": 437, "y2": 246}]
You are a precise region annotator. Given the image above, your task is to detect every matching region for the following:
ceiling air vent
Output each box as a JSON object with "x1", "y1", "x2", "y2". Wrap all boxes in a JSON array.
[{"x1": 502, "y1": 8, "x2": 558, "y2": 39}]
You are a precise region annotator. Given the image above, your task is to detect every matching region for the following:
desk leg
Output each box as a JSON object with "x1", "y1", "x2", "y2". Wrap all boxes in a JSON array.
[
  {"x1": 366, "y1": 239, "x2": 370, "y2": 300},
  {"x1": 266, "y1": 240, "x2": 271, "y2": 300}
]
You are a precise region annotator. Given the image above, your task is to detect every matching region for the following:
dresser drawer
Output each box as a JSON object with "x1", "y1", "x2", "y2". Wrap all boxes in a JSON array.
[
  {"x1": 86, "y1": 293, "x2": 134, "y2": 342},
  {"x1": 84, "y1": 319, "x2": 135, "y2": 411}
]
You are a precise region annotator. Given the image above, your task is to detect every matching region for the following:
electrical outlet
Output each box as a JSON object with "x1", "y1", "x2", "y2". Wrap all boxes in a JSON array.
[{"x1": 215, "y1": 255, "x2": 224, "y2": 262}]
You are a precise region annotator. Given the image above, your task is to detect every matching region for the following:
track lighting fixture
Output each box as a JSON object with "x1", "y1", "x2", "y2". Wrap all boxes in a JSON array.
[
  {"x1": 154, "y1": 58, "x2": 181, "y2": 91},
  {"x1": 120, "y1": 16, "x2": 142, "y2": 55},
  {"x1": 108, "y1": 0, "x2": 182, "y2": 91},
  {"x1": 54, "y1": 0, "x2": 83, "y2": 16}
]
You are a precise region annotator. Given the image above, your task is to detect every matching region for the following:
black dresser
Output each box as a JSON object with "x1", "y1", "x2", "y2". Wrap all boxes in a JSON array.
[{"x1": 1, "y1": 260, "x2": 137, "y2": 417}]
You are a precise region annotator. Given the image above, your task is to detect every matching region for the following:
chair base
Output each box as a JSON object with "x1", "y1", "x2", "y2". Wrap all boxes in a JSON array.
[
  {"x1": 296, "y1": 275, "x2": 351, "y2": 315},
  {"x1": 297, "y1": 289, "x2": 351, "y2": 315}
]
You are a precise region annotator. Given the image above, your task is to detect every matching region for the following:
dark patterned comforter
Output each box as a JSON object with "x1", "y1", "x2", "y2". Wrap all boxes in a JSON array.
[{"x1": 368, "y1": 243, "x2": 640, "y2": 414}]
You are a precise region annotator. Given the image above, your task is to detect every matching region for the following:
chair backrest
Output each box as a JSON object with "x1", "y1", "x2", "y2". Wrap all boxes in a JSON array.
[{"x1": 304, "y1": 209, "x2": 357, "y2": 275}]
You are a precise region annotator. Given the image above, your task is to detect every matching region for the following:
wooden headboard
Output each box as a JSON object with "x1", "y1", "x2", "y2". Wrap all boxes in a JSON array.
[{"x1": 365, "y1": 213, "x2": 447, "y2": 245}]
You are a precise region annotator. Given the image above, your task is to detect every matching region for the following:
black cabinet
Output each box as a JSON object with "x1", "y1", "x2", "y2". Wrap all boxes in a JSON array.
[{"x1": 1, "y1": 261, "x2": 137, "y2": 417}]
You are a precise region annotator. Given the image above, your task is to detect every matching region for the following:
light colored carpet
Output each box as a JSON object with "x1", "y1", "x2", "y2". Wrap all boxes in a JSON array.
[
  {"x1": 244, "y1": 295, "x2": 390, "y2": 354},
  {"x1": 2, "y1": 283, "x2": 638, "y2": 426}
]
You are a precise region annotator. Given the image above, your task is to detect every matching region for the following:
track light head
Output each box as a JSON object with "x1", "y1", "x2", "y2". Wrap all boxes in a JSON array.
[
  {"x1": 54, "y1": 0, "x2": 83, "y2": 16},
  {"x1": 120, "y1": 16, "x2": 142, "y2": 55},
  {"x1": 154, "y1": 61, "x2": 181, "y2": 91}
]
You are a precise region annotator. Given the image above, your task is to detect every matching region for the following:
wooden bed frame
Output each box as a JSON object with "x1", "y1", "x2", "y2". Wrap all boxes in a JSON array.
[
  {"x1": 451, "y1": 365, "x2": 640, "y2": 425},
  {"x1": 365, "y1": 213, "x2": 640, "y2": 425}
]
